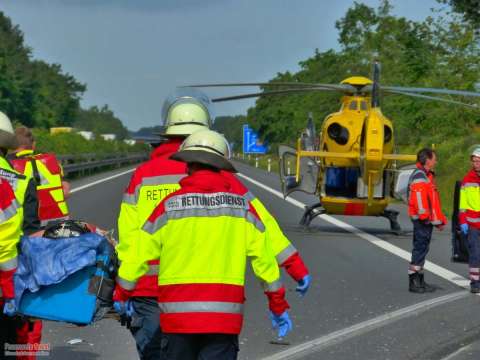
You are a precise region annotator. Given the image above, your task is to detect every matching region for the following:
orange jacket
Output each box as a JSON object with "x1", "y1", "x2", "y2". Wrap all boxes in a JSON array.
[
  {"x1": 408, "y1": 163, "x2": 446, "y2": 226},
  {"x1": 10, "y1": 150, "x2": 69, "y2": 225}
]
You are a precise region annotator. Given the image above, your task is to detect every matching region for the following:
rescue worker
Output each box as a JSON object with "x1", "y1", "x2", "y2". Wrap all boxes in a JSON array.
[
  {"x1": 115, "y1": 90, "x2": 310, "y2": 359},
  {"x1": 115, "y1": 130, "x2": 292, "y2": 360},
  {"x1": 0, "y1": 113, "x2": 40, "y2": 237},
  {"x1": 0, "y1": 115, "x2": 23, "y2": 359},
  {"x1": 9, "y1": 126, "x2": 70, "y2": 226},
  {"x1": 408, "y1": 148, "x2": 446, "y2": 293},
  {"x1": 8, "y1": 126, "x2": 69, "y2": 359},
  {"x1": 115, "y1": 89, "x2": 212, "y2": 359},
  {"x1": 459, "y1": 146, "x2": 480, "y2": 293}
]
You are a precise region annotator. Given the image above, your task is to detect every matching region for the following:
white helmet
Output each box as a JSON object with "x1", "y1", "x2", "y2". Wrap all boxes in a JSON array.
[
  {"x1": 0, "y1": 111, "x2": 18, "y2": 150},
  {"x1": 170, "y1": 129, "x2": 235, "y2": 172},
  {"x1": 161, "y1": 89, "x2": 213, "y2": 137},
  {"x1": 471, "y1": 145, "x2": 480, "y2": 158}
]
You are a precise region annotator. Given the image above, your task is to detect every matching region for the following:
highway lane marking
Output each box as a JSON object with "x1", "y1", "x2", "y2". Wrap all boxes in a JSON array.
[
  {"x1": 70, "y1": 168, "x2": 135, "y2": 194},
  {"x1": 237, "y1": 172, "x2": 471, "y2": 289},
  {"x1": 260, "y1": 291, "x2": 468, "y2": 360}
]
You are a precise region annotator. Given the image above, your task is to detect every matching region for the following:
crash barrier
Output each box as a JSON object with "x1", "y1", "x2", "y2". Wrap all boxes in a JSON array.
[
  {"x1": 16, "y1": 221, "x2": 118, "y2": 325},
  {"x1": 59, "y1": 152, "x2": 149, "y2": 176}
]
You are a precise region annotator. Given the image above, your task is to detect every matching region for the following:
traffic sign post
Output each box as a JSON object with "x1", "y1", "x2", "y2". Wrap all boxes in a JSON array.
[{"x1": 242, "y1": 124, "x2": 268, "y2": 154}]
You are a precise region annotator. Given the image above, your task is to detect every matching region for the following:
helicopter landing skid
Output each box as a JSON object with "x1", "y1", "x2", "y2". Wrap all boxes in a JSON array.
[
  {"x1": 299, "y1": 203, "x2": 325, "y2": 227},
  {"x1": 380, "y1": 209, "x2": 403, "y2": 235}
]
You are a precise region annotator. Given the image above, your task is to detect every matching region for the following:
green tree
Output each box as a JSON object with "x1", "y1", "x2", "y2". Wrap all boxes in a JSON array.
[
  {"x1": 439, "y1": 0, "x2": 480, "y2": 28},
  {"x1": 75, "y1": 105, "x2": 129, "y2": 140}
]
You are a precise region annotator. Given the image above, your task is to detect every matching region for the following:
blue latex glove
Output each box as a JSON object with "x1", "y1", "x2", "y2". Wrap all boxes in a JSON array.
[
  {"x1": 269, "y1": 311, "x2": 293, "y2": 338},
  {"x1": 460, "y1": 223, "x2": 469, "y2": 235},
  {"x1": 113, "y1": 300, "x2": 135, "y2": 318},
  {"x1": 3, "y1": 299, "x2": 17, "y2": 317},
  {"x1": 296, "y1": 274, "x2": 311, "y2": 296}
]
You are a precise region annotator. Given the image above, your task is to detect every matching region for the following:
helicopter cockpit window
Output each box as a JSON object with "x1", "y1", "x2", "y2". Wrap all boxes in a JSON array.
[
  {"x1": 327, "y1": 123, "x2": 349, "y2": 145},
  {"x1": 348, "y1": 101, "x2": 358, "y2": 110},
  {"x1": 384, "y1": 125, "x2": 392, "y2": 143},
  {"x1": 360, "y1": 101, "x2": 368, "y2": 110}
]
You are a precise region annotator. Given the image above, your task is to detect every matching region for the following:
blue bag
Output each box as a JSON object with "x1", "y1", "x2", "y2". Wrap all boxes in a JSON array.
[{"x1": 16, "y1": 222, "x2": 117, "y2": 325}]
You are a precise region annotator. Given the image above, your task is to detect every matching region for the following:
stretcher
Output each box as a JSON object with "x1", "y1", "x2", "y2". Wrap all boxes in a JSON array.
[{"x1": 17, "y1": 221, "x2": 117, "y2": 325}]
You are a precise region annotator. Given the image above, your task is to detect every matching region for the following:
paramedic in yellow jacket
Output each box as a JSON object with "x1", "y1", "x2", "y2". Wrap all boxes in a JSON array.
[
  {"x1": 0, "y1": 115, "x2": 23, "y2": 349},
  {"x1": 115, "y1": 130, "x2": 292, "y2": 359}
]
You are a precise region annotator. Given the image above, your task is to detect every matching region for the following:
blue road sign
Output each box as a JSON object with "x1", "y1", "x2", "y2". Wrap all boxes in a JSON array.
[{"x1": 242, "y1": 124, "x2": 268, "y2": 154}]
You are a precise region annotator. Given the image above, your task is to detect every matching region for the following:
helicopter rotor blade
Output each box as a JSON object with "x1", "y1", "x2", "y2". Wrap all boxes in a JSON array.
[
  {"x1": 385, "y1": 89, "x2": 480, "y2": 109},
  {"x1": 211, "y1": 87, "x2": 336, "y2": 103},
  {"x1": 182, "y1": 82, "x2": 356, "y2": 93},
  {"x1": 382, "y1": 86, "x2": 480, "y2": 98}
]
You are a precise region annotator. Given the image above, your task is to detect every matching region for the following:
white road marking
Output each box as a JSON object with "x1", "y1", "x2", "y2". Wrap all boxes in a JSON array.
[
  {"x1": 70, "y1": 168, "x2": 135, "y2": 194},
  {"x1": 237, "y1": 172, "x2": 470, "y2": 289},
  {"x1": 261, "y1": 291, "x2": 468, "y2": 360},
  {"x1": 440, "y1": 344, "x2": 473, "y2": 360}
]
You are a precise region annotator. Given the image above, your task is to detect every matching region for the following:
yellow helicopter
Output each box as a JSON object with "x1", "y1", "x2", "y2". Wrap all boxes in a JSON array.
[{"x1": 187, "y1": 62, "x2": 480, "y2": 233}]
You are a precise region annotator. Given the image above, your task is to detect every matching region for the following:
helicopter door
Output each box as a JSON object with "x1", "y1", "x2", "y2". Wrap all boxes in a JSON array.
[{"x1": 278, "y1": 145, "x2": 319, "y2": 198}]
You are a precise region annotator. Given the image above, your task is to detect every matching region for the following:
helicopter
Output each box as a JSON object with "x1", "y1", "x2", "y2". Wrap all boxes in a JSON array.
[{"x1": 185, "y1": 62, "x2": 480, "y2": 233}]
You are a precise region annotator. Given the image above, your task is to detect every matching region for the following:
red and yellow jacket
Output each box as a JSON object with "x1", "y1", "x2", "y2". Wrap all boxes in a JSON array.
[
  {"x1": 0, "y1": 177, "x2": 22, "y2": 301},
  {"x1": 117, "y1": 140, "x2": 309, "y2": 298},
  {"x1": 459, "y1": 169, "x2": 480, "y2": 229},
  {"x1": 118, "y1": 170, "x2": 289, "y2": 334},
  {"x1": 408, "y1": 163, "x2": 446, "y2": 226},
  {"x1": 117, "y1": 138, "x2": 187, "y2": 297},
  {"x1": 10, "y1": 149, "x2": 69, "y2": 225}
]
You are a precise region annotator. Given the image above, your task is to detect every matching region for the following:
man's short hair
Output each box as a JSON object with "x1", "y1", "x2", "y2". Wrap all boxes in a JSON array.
[
  {"x1": 15, "y1": 126, "x2": 34, "y2": 148},
  {"x1": 417, "y1": 148, "x2": 436, "y2": 165}
]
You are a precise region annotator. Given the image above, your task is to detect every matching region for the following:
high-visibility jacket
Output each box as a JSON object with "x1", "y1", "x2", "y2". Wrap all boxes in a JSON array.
[
  {"x1": 459, "y1": 169, "x2": 480, "y2": 230},
  {"x1": 117, "y1": 138, "x2": 187, "y2": 297},
  {"x1": 118, "y1": 170, "x2": 289, "y2": 334},
  {"x1": 10, "y1": 149, "x2": 69, "y2": 225},
  {"x1": 0, "y1": 177, "x2": 22, "y2": 301},
  {"x1": 221, "y1": 171, "x2": 309, "y2": 281},
  {"x1": 0, "y1": 156, "x2": 40, "y2": 235},
  {"x1": 408, "y1": 163, "x2": 446, "y2": 226}
]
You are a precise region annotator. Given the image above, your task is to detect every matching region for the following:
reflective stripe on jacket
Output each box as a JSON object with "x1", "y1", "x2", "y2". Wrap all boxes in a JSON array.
[
  {"x1": 408, "y1": 163, "x2": 446, "y2": 226},
  {"x1": 221, "y1": 170, "x2": 309, "y2": 281},
  {"x1": 0, "y1": 156, "x2": 39, "y2": 235},
  {"x1": 117, "y1": 139, "x2": 187, "y2": 297},
  {"x1": 0, "y1": 177, "x2": 22, "y2": 299},
  {"x1": 10, "y1": 149, "x2": 69, "y2": 225},
  {"x1": 120, "y1": 170, "x2": 288, "y2": 334},
  {"x1": 459, "y1": 169, "x2": 480, "y2": 229}
]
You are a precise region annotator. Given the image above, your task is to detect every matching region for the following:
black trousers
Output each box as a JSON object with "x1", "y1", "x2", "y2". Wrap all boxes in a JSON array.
[
  {"x1": 0, "y1": 314, "x2": 17, "y2": 360},
  {"x1": 129, "y1": 298, "x2": 163, "y2": 360},
  {"x1": 160, "y1": 333, "x2": 239, "y2": 360}
]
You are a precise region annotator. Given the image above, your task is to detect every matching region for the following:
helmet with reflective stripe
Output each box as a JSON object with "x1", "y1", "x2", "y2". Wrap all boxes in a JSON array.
[
  {"x1": 161, "y1": 89, "x2": 212, "y2": 137},
  {"x1": 0, "y1": 111, "x2": 18, "y2": 150},
  {"x1": 471, "y1": 145, "x2": 480, "y2": 159},
  {"x1": 171, "y1": 130, "x2": 236, "y2": 172}
]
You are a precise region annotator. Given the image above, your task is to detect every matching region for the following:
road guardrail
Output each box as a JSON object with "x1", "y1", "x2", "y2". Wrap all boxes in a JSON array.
[{"x1": 60, "y1": 152, "x2": 148, "y2": 176}]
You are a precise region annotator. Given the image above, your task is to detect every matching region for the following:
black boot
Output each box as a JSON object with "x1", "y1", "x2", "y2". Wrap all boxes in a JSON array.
[
  {"x1": 409, "y1": 273, "x2": 425, "y2": 293},
  {"x1": 470, "y1": 281, "x2": 480, "y2": 294},
  {"x1": 419, "y1": 273, "x2": 436, "y2": 293}
]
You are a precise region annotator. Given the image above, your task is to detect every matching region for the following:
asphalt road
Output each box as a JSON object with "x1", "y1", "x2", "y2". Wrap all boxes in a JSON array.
[{"x1": 39, "y1": 162, "x2": 480, "y2": 360}]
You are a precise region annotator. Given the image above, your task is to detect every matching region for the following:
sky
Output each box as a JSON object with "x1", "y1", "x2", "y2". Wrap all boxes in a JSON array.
[{"x1": 1, "y1": 0, "x2": 441, "y2": 131}]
